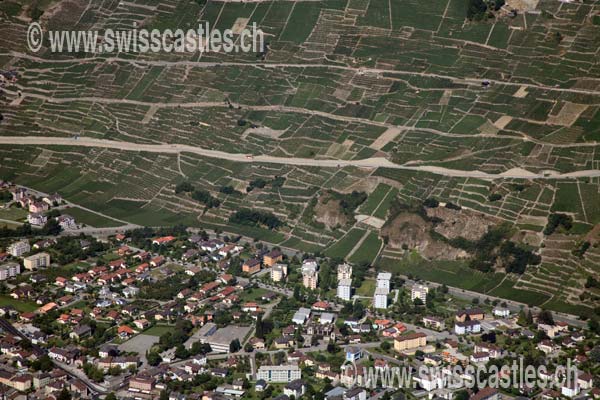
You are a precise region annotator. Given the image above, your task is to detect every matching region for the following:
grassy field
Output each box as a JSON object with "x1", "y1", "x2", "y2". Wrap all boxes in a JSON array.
[
  {"x1": 144, "y1": 325, "x2": 176, "y2": 337},
  {"x1": 377, "y1": 251, "x2": 504, "y2": 293},
  {"x1": 348, "y1": 231, "x2": 382, "y2": 265},
  {"x1": 62, "y1": 207, "x2": 122, "y2": 228},
  {"x1": 0, "y1": 295, "x2": 38, "y2": 313},
  {"x1": 324, "y1": 229, "x2": 366, "y2": 259}
]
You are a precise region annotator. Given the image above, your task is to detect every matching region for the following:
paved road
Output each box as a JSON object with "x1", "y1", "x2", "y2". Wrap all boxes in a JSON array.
[{"x1": 1, "y1": 136, "x2": 599, "y2": 180}]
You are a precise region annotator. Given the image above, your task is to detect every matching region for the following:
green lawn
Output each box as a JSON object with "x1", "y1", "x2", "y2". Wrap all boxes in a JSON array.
[
  {"x1": 0, "y1": 207, "x2": 28, "y2": 222},
  {"x1": 144, "y1": 325, "x2": 176, "y2": 337},
  {"x1": 0, "y1": 295, "x2": 38, "y2": 313}
]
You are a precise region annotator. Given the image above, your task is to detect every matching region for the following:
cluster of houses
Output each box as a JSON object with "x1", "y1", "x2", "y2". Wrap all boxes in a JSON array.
[{"x1": 7, "y1": 186, "x2": 76, "y2": 229}]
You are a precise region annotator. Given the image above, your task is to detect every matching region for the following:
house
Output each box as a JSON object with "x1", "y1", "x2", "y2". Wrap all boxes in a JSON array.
[
  {"x1": 152, "y1": 236, "x2": 176, "y2": 245},
  {"x1": 56, "y1": 214, "x2": 76, "y2": 230},
  {"x1": 48, "y1": 347, "x2": 75, "y2": 364},
  {"x1": 561, "y1": 382, "x2": 580, "y2": 398},
  {"x1": 150, "y1": 256, "x2": 165, "y2": 267},
  {"x1": 28, "y1": 201, "x2": 48, "y2": 213},
  {"x1": 133, "y1": 319, "x2": 150, "y2": 330},
  {"x1": 577, "y1": 372, "x2": 593, "y2": 389},
  {"x1": 70, "y1": 325, "x2": 92, "y2": 341},
  {"x1": 255, "y1": 379, "x2": 267, "y2": 392},
  {"x1": 263, "y1": 249, "x2": 283, "y2": 267},
  {"x1": 474, "y1": 343, "x2": 502, "y2": 358},
  {"x1": 470, "y1": 388, "x2": 499, "y2": 400},
  {"x1": 27, "y1": 213, "x2": 47, "y2": 226},
  {"x1": 242, "y1": 259, "x2": 261, "y2": 274},
  {"x1": 456, "y1": 308, "x2": 485, "y2": 322},
  {"x1": 284, "y1": 379, "x2": 306, "y2": 398},
  {"x1": 470, "y1": 352, "x2": 490, "y2": 363},
  {"x1": 394, "y1": 332, "x2": 427, "y2": 352},
  {"x1": 344, "y1": 387, "x2": 368, "y2": 400},
  {"x1": 537, "y1": 340, "x2": 557, "y2": 354},
  {"x1": 118, "y1": 325, "x2": 135, "y2": 339},
  {"x1": 43, "y1": 193, "x2": 62, "y2": 206},
  {"x1": 455, "y1": 320, "x2": 481, "y2": 335},
  {"x1": 345, "y1": 346, "x2": 362, "y2": 362}
]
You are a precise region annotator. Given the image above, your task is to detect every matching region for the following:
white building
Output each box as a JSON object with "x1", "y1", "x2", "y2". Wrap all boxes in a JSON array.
[
  {"x1": 0, "y1": 263, "x2": 20, "y2": 281},
  {"x1": 337, "y1": 263, "x2": 352, "y2": 280},
  {"x1": 454, "y1": 320, "x2": 481, "y2": 335},
  {"x1": 27, "y1": 213, "x2": 47, "y2": 226},
  {"x1": 292, "y1": 308, "x2": 311, "y2": 325},
  {"x1": 374, "y1": 287, "x2": 389, "y2": 309},
  {"x1": 8, "y1": 240, "x2": 30, "y2": 257},
  {"x1": 271, "y1": 263, "x2": 288, "y2": 282},
  {"x1": 337, "y1": 278, "x2": 352, "y2": 301},
  {"x1": 376, "y1": 272, "x2": 392, "y2": 290},
  {"x1": 257, "y1": 364, "x2": 301, "y2": 383},
  {"x1": 411, "y1": 284, "x2": 429, "y2": 303},
  {"x1": 56, "y1": 215, "x2": 76, "y2": 230},
  {"x1": 492, "y1": 307, "x2": 510, "y2": 318}
]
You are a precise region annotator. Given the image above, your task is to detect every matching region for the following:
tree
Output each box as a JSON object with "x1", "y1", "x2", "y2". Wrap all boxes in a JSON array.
[
  {"x1": 57, "y1": 388, "x2": 72, "y2": 400},
  {"x1": 230, "y1": 339, "x2": 241, "y2": 353},
  {"x1": 105, "y1": 394, "x2": 117, "y2": 400},
  {"x1": 467, "y1": 0, "x2": 488, "y2": 20},
  {"x1": 537, "y1": 309, "x2": 554, "y2": 325},
  {"x1": 147, "y1": 350, "x2": 162, "y2": 366}
]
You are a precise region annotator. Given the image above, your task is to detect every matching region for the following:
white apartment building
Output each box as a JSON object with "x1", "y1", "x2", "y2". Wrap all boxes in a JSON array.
[
  {"x1": 337, "y1": 278, "x2": 352, "y2": 301},
  {"x1": 411, "y1": 284, "x2": 429, "y2": 303},
  {"x1": 8, "y1": 240, "x2": 30, "y2": 257},
  {"x1": 257, "y1": 364, "x2": 301, "y2": 383},
  {"x1": 337, "y1": 263, "x2": 352, "y2": 280},
  {"x1": 376, "y1": 272, "x2": 392, "y2": 290},
  {"x1": 302, "y1": 260, "x2": 319, "y2": 290},
  {"x1": 271, "y1": 263, "x2": 288, "y2": 282},
  {"x1": 0, "y1": 263, "x2": 20, "y2": 281},
  {"x1": 374, "y1": 287, "x2": 389, "y2": 309}
]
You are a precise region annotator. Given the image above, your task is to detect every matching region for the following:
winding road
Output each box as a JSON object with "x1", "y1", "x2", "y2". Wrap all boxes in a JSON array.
[{"x1": 0, "y1": 135, "x2": 598, "y2": 180}]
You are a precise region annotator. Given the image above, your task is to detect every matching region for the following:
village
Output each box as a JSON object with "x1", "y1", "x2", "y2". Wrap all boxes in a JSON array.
[{"x1": 0, "y1": 185, "x2": 597, "y2": 400}]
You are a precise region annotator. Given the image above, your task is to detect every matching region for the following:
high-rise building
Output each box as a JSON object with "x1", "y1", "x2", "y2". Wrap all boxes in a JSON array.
[{"x1": 337, "y1": 278, "x2": 352, "y2": 301}]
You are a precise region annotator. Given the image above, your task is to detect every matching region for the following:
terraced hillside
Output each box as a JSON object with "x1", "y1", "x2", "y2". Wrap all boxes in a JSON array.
[{"x1": 1, "y1": 0, "x2": 600, "y2": 316}]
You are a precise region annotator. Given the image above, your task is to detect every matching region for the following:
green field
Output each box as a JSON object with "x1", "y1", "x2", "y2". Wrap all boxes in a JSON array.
[
  {"x1": 143, "y1": 325, "x2": 176, "y2": 337},
  {"x1": 324, "y1": 229, "x2": 366, "y2": 259},
  {"x1": 0, "y1": 295, "x2": 38, "y2": 313},
  {"x1": 62, "y1": 207, "x2": 122, "y2": 228},
  {"x1": 377, "y1": 251, "x2": 504, "y2": 293},
  {"x1": 348, "y1": 231, "x2": 382, "y2": 265}
]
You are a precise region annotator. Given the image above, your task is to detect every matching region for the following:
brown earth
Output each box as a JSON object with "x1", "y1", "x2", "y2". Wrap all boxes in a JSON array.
[
  {"x1": 426, "y1": 206, "x2": 497, "y2": 241},
  {"x1": 381, "y1": 212, "x2": 468, "y2": 260},
  {"x1": 314, "y1": 195, "x2": 350, "y2": 229}
]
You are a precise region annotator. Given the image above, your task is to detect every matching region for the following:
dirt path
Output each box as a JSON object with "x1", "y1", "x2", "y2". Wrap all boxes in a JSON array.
[{"x1": 2, "y1": 136, "x2": 600, "y2": 180}]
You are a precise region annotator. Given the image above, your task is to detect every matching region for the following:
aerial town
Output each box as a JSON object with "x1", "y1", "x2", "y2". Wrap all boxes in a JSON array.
[{"x1": 0, "y1": 184, "x2": 597, "y2": 400}]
